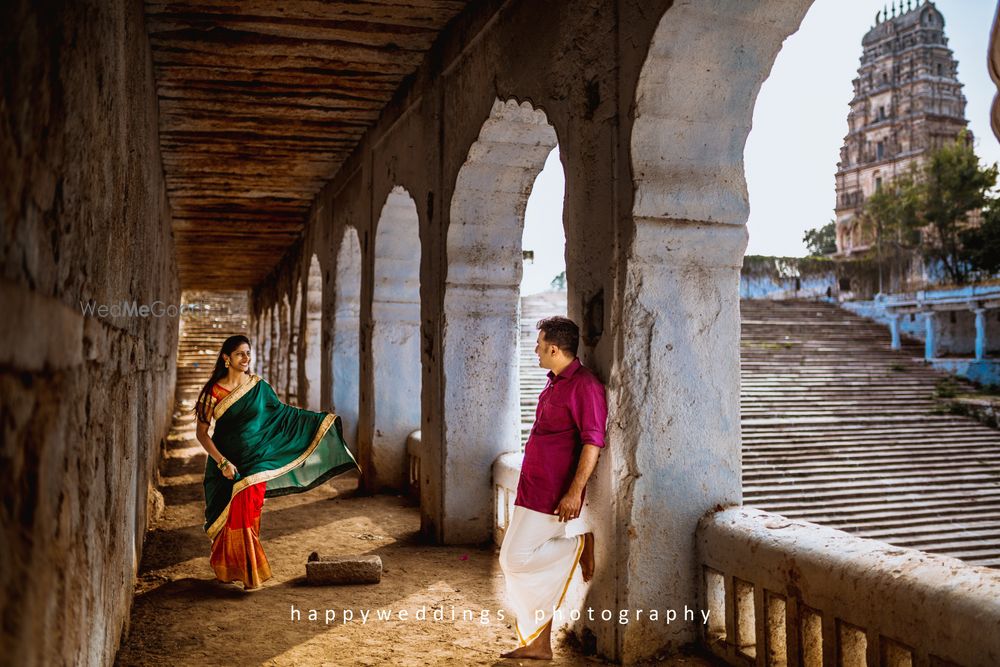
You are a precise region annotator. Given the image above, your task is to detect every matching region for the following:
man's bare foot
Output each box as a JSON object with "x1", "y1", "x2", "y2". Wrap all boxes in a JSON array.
[
  {"x1": 500, "y1": 645, "x2": 553, "y2": 660},
  {"x1": 580, "y1": 533, "x2": 595, "y2": 582},
  {"x1": 502, "y1": 622, "x2": 552, "y2": 660}
]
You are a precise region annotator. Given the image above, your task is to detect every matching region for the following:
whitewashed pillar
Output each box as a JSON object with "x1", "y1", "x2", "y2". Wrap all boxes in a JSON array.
[
  {"x1": 924, "y1": 311, "x2": 937, "y2": 360},
  {"x1": 889, "y1": 313, "x2": 902, "y2": 350},
  {"x1": 975, "y1": 308, "x2": 986, "y2": 361}
]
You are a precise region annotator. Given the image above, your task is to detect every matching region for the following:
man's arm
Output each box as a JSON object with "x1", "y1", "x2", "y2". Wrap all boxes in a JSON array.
[{"x1": 555, "y1": 444, "x2": 601, "y2": 522}]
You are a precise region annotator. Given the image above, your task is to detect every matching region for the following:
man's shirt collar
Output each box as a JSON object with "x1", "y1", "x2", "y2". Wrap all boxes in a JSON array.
[{"x1": 547, "y1": 357, "x2": 581, "y2": 383}]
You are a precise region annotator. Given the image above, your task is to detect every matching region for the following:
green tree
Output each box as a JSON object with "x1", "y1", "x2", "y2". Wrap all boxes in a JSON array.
[
  {"x1": 861, "y1": 133, "x2": 997, "y2": 286},
  {"x1": 911, "y1": 134, "x2": 997, "y2": 284},
  {"x1": 960, "y1": 203, "x2": 1000, "y2": 277},
  {"x1": 861, "y1": 167, "x2": 920, "y2": 291},
  {"x1": 802, "y1": 221, "x2": 837, "y2": 256}
]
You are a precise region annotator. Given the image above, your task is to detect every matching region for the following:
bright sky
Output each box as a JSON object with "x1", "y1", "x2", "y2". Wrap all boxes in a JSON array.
[
  {"x1": 520, "y1": 0, "x2": 1000, "y2": 291},
  {"x1": 521, "y1": 147, "x2": 566, "y2": 295}
]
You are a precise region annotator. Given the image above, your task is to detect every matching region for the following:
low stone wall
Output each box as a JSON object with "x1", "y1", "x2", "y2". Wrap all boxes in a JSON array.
[
  {"x1": 929, "y1": 359, "x2": 1000, "y2": 386},
  {"x1": 0, "y1": 0, "x2": 178, "y2": 664},
  {"x1": 698, "y1": 508, "x2": 1000, "y2": 667},
  {"x1": 740, "y1": 256, "x2": 883, "y2": 301}
]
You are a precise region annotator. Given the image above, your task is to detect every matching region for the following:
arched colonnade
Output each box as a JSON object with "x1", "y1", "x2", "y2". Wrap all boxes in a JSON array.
[{"x1": 249, "y1": 1, "x2": 812, "y2": 660}]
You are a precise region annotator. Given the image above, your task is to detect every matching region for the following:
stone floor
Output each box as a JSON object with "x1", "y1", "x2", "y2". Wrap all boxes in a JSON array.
[{"x1": 115, "y1": 406, "x2": 718, "y2": 666}]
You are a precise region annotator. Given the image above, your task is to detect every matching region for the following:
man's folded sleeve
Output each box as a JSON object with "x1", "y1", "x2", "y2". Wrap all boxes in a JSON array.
[{"x1": 572, "y1": 381, "x2": 608, "y2": 447}]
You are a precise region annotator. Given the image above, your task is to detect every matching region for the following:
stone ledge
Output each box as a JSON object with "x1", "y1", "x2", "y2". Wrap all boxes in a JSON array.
[{"x1": 699, "y1": 507, "x2": 1000, "y2": 666}]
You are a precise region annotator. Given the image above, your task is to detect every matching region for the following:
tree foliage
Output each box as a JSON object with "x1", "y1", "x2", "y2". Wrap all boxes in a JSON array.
[
  {"x1": 802, "y1": 221, "x2": 837, "y2": 256},
  {"x1": 960, "y1": 203, "x2": 1000, "y2": 277},
  {"x1": 862, "y1": 133, "x2": 998, "y2": 285}
]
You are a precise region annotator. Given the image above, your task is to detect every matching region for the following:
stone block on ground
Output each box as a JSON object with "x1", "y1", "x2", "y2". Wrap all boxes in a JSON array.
[{"x1": 306, "y1": 552, "x2": 382, "y2": 585}]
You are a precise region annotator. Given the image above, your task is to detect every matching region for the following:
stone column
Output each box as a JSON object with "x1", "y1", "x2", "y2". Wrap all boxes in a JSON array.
[
  {"x1": 889, "y1": 313, "x2": 902, "y2": 350},
  {"x1": 975, "y1": 308, "x2": 986, "y2": 361},
  {"x1": 609, "y1": 221, "x2": 746, "y2": 657},
  {"x1": 924, "y1": 311, "x2": 937, "y2": 360},
  {"x1": 609, "y1": 0, "x2": 812, "y2": 659}
]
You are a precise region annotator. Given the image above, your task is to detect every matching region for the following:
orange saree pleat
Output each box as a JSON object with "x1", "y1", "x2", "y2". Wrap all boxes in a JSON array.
[{"x1": 210, "y1": 481, "x2": 271, "y2": 588}]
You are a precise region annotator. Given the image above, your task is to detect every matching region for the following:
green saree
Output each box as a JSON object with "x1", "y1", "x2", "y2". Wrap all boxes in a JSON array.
[{"x1": 203, "y1": 374, "x2": 359, "y2": 540}]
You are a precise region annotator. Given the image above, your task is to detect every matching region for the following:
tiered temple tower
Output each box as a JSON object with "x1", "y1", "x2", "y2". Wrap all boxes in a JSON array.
[{"x1": 834, "y1": 0, "x2": 969, "y2": 256}]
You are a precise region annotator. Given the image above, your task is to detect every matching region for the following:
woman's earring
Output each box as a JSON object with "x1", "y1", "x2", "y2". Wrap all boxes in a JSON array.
[{"x1": 224, "y1": 359, "x2": 230, "y2": 368}]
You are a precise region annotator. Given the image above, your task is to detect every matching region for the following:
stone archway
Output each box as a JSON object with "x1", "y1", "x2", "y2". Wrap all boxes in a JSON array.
[
  {"x1": 439, "y1": 98, "x2": 559, "y2": 543},
  {"x1": 302, "y1": 255, "x2": 322, "y2": 410},
  {"x1": 268, "y1": 304, "x2": 279, "y2": 384},
  {"x1": 333, "y1": 228, "x2": 362, "y2": 449},
  {"x1": 256, "y1": 307, "x2": 269, "y2": 376},
  {"x1": 276, "y1": 294, "x2": 290, "y2": 401},
  {"x1": 608, "y1": 1, "x2": 815, "y2": 660},
  {"x1": 371, "y1": 187, "x2": 421, "y2": 491},
  {"x1": 287, "y1": 281, "x2": 301, "y2": 405}
]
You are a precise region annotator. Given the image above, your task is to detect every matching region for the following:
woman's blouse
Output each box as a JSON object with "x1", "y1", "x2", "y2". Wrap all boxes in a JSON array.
[{"x1": 197, "y1": 383, "x2": 232, "y2": 423}]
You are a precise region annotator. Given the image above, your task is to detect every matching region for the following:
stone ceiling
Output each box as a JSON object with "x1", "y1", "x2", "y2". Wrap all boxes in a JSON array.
[{"x1": 144, "y1": 0, "x2": 468, "y2": 288}]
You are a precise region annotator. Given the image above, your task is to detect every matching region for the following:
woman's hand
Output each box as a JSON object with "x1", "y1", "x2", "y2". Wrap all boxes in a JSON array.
[{"x1": 221, "y1": 461, "x2": 239, "y2": 480}]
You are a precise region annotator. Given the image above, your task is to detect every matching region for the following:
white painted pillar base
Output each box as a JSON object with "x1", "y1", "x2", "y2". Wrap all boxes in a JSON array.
[
  {"x1": 924, "y1": 311, "x2": 937, "y2": 361},
  {"x1": 440, "y1": 284, "x2": 521, "y2": 543},
  {"x1": 889, "y1": 313, "x2": 902, "y2": 350},
  {"x1": 975, "y1": 308, "x2": 986, "y2": 361}
]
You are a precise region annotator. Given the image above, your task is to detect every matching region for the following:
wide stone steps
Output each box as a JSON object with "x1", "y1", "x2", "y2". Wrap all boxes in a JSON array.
[
  {"x1": 740, "y1": 298, "x2": 1000, "y2": 568},
  {"x1": 174, "y1": 290, "x2": 249, "y2": 405},
  {"x1": 518, "y1": 292, "x2": 567, "y2": 444}
]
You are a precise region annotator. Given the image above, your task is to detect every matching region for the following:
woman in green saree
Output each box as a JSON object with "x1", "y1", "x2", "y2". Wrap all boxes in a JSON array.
[{"x1": 194, "y1": 335, "x2": 358, "y2": 590}]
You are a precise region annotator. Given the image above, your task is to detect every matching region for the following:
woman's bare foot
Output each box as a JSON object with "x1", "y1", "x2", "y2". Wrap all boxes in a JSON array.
[{"x1": 580, "y1": 533, "x2": 595, "y2": 582}]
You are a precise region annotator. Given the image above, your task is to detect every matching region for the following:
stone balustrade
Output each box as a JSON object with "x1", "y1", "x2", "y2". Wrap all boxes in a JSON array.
[
  {"x1": 492, "y1": 452, "x2": 523, "y2": 545},
  {"x1": 698, "y1": 507, "x2": 1000, "y2": 667},
  {"x1": 882, "y1": 284, "x2": 1000, "y2": 361}
]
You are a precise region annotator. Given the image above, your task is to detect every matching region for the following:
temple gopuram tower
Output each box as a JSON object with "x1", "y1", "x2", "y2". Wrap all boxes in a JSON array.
[{"x1": 834, "y1": 0, "x2": 969, "y2": 256}]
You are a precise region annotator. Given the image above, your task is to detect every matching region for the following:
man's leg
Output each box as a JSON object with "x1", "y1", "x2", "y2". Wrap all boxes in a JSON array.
[
  {"x1": 499, "y1": 507, "x2": 584, "y2": 659},
  {"x1": 580, "y1": 532, "x2": 594, "y2": 582},
  {"x1": 501, "y1": 620, "x2": 553, "y2": 660}
]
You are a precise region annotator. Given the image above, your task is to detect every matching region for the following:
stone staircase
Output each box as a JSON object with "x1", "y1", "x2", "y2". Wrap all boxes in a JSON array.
[
  {"x1": 741, "y1": 299, "x2": 1000, "y2": 568},
  {"x1": 519, "y1": 292, "x2": 567, "y2": 444},
  {"x1": 174, "y1": 290, "x2": 250, "y2": 408}
]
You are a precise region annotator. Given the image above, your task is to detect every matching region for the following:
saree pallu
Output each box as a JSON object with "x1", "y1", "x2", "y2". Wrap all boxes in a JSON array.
[
  {"x1": 499, "y1": 506, "x2": 585, "y2": 646},
  {"x1": 203, "y1": 374, "x2": 359, "y2": 585}
]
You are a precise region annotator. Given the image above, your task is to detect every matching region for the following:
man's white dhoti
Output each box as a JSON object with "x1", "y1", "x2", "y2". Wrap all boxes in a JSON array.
[{"x1": 499, "y1": 505, "x2": 585, "y2": 646}]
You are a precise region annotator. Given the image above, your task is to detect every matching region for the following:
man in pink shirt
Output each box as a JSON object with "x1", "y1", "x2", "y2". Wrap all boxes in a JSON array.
[{"x1": 499, "y1": 316, "x2": 607, "y2": 660}]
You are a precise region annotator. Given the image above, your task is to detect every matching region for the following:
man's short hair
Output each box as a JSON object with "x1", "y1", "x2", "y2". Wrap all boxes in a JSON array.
[{"x1": 536, "y1": 316, "x2": 579, "y2": 357}]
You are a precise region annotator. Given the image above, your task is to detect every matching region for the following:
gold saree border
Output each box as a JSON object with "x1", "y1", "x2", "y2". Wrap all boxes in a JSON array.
[
  {"x1": 514, "y1": 533, "x2": 586, "y2": 647},
  {"x1": 212, "y1": 374, "x2": 260, "y2": 421},
  {"x1": 206, "y1": 411, "x2": 358, "y2": 540}
]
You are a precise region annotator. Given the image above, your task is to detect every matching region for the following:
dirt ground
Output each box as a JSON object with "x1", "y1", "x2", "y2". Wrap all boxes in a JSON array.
[
  {"x1": 114, "y1": 409, "x2": 597, "y2": 666},
  {"x1": 115, "y1": 408, "x2": 717, "y2": 666}
]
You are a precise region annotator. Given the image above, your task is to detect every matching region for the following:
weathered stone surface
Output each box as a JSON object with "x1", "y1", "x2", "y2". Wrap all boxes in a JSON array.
[
  {"x1": 700, "y1": 508, "x2": 1000, "y2": 667},
  {"x1": 1, "y1": 0, "x2": 178, "y2": 665},
  {"x1": 305, "y1": 554, "x2": 383, "y2": 585}
]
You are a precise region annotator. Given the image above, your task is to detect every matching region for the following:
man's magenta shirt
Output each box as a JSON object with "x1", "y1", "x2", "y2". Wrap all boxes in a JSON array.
[{"x1": 515, "y1": 357, "x2": 608, "y2": 515}]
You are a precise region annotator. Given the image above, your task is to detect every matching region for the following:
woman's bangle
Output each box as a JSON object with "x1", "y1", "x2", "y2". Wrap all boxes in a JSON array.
[{"x1": 217, "y1": 457, "x2": 229, "y2": 470}]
